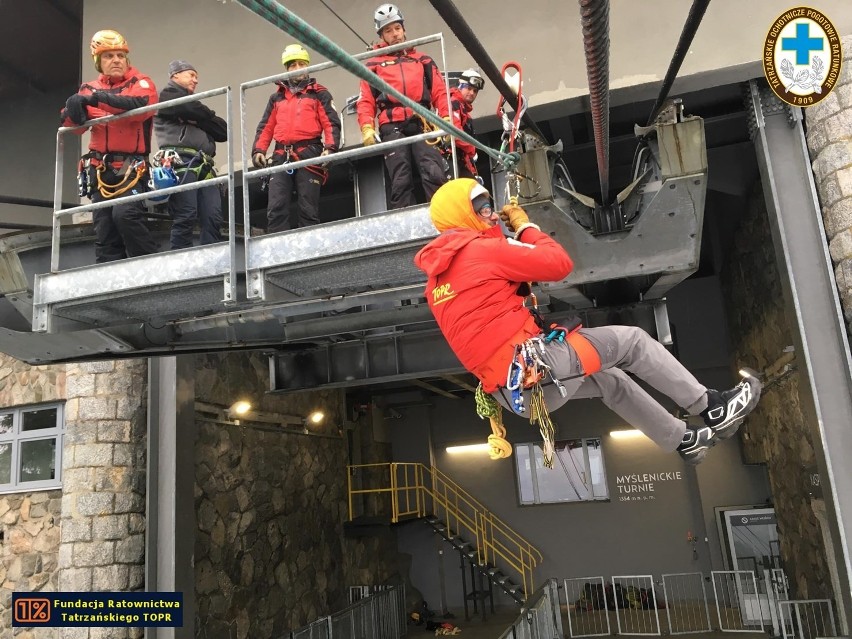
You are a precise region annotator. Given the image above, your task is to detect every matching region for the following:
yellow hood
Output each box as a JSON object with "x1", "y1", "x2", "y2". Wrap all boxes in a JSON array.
[{"x1": 429, "y1": 178, "x2": 491, "y2": 233}]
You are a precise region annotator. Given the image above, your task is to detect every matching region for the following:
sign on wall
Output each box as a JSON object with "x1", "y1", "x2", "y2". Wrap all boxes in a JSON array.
[{"x1": 615, "y1": 471, "x2": 684, "y2": 503}]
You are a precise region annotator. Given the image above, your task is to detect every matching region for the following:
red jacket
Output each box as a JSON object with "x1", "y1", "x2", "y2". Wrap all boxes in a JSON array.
[
  {"x1": 252, "y1": 79, "x2": 341, "y2": 155},
  {"x1": 449, "y1": 87, "x2": 476, "y2": 159},
  {"x1": 414, "y1": 224, "x2": 573, "y2": 391},
  {"x1": 61, "y1": 66, "x2": 157, "y2": 155},
  {"x1": 357, "y1": 44, "x2": 449, "y2": 128}
]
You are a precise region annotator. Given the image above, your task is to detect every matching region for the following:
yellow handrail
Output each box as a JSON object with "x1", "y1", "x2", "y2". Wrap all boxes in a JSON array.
[{"x1": 346, "y1": 462, "x2": 542, "y2": 597}]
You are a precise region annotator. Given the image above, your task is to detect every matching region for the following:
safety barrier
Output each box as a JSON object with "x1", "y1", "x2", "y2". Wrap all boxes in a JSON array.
[
  {"x1": 611, "y1": 575, "x2": 661, "y2": 636},
  {"x1": 661, "y1": 572, "x2": 712, "y2": 634},
  {"x1": 287, "y1": 584, "x2": 406, "y2": 639},
  {"x1": 496, "y1": 579, "x2": 563, "y2": 639},
  {"x1": 564, "y1": 576, "x2": 611, "y2": 638},
  {"x1": 778, "y1": 599, "x2": 838, "y2": 639},
  {"x1": 711, "y1": 570, "x2": 764, "y2": 632},
  {"x1": 346, "y1": 462, "x2": 542, "y2": 598}
]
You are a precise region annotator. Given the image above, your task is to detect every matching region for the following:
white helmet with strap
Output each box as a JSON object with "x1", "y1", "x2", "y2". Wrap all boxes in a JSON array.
[
  {"x1": 374, "y1": 3, "x2": 404, "y2": 34},
  {"x1": 459, "y1": 69, "x2": 485, "y2": 91}
]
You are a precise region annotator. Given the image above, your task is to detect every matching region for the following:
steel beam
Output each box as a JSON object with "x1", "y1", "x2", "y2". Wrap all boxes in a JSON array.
[
  {"x1": 146, "y1": 356, "x2": 196, "y2": 639},
  {"x1": 748, "y1": 79, "x2": 852, "y2": 629}
]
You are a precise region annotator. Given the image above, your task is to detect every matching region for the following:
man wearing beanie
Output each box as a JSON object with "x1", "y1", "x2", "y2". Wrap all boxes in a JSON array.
[
  {"x1": 61, "y1": 29, "x2": 159, "y2": 262},
  {"x1": 154, "y1": 60, "x2": 227, "y2": 249},
  {"x1": 414, "y1": 179, "x2": 763, "y2": 465}
]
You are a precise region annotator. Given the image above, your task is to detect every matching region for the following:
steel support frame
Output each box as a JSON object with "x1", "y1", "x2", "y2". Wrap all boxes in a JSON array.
[
  {"x1": 146, "y1": 356, "x2": 196, "y2": 639},
  {"x1": 748, "y1": 79, "x2": 852, "y2": 630}
]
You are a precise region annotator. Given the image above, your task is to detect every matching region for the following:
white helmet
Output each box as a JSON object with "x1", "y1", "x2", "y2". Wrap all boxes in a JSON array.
[
  {"x1": 459, "y1": 68, "x2": 485, "y2": 91},
  {"x1": 374, "y1": 3, "x2": 404, "y2": 34}
]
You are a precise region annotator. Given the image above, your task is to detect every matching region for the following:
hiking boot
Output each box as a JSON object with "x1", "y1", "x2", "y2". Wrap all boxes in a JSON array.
[
  {"x1": 678, "y1": 369, "x2": 762, "y2": 465},
  {"x1": 701, "y1": 369, "x2": 762, "y2": 440},
  {"x1": 677, "y1": 425, "x2": 717, "y2": 465}
]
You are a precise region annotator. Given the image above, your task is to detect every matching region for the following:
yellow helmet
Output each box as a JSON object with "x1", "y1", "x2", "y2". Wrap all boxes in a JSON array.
[
  {"x1": 281, "y1": 44, "x2": 310, "y2": 68},
  {"x1": 90, "y1": 29, "x2": 129, "y2": 72}
]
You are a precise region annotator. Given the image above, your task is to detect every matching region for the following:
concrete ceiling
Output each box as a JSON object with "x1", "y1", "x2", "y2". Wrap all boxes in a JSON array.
[{"x1": 0, "y1": 0, "x2": 82, "y2": 100}]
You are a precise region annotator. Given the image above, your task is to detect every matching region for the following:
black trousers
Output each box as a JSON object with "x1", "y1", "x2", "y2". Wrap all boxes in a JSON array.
[
  {"x1": 379, "y1": 124, "x2": 448, "y2": 209},
  {"x1": 266, "y1": 144, "x2": 324, "y2": 233},
  {"x1": 168, "y1": 162, "x2": 223, "y2": 249},
  {"x1": 89, "y1": 165, "x2": 159, "y2": 263}
]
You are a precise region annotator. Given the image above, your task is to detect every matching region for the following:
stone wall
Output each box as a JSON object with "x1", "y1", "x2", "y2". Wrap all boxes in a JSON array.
[
  {"x1": 57, "y1": 359, "x2": 149, "y2": 639},
  {"x1": 806, "y1": 35, "x2": 852, "y2": 325},
  {"x1": 194, "y1": 353, "x2": 408, "y2": 638},
  {"x1": 721, "y1": 186, "x2": 830, "y2": 599},
  {"x1": 0, "y1": 353, "x2": 65, "y2": 638}
]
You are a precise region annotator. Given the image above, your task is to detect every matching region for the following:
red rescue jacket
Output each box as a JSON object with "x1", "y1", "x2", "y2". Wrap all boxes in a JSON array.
[
  {"x1": 414, "y1": 208, "x2": 573, "y2": 391},
  {"x1": 449, "y1": 87, "x2": 476, "y2": 159},
  {"x1": 61, "y1": 66, "x2": 157, "y2": 156},
  {"x1": 252, "y1": 79, "x2": 341, "y2": 155},
  {"x1": 357, "y1": 44, "x2": 449, "y2": 128}
]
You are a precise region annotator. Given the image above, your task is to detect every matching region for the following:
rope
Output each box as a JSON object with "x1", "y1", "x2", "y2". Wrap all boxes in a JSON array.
[
  {"x1": 530, "y1": 385, "x2": 556, "y2": 469},
  {"x1": 475, "y1": 384, "x2": 512, "y2": 461},
  {"x1": 233, "y1": 0, "x2": 521, "y2": 170},
  {"x1": 96, "y1": 163, "x2": 147, "y2": 199}
]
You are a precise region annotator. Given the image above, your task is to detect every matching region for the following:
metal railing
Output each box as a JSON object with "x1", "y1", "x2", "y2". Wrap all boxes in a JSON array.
[
  {"x1": 661, "y1": 572, "x2": 712, "y2": 634},
  {"x1": 346, "y1": 462, "x2": 543, "y2": 598},
  {"x1": 238, "y1": 33, "x2": 458, "y2": 299},
  {"x1": 51, "y1": 86, "x2": 237, "y2": 291},
  {"x1": 497, "y1": 579, "x2": 564, "y2": 639},
  {"x1": 564, "y1": 576, "x2": 611, "y2": 638},
  {"x1": 778, "y1": 599, "x2": 838, "y2": 639},
  {"x1": 287, "y1": 584, "x2": 405, "y2": 639},
  {"x1": 611, "y1": 575, "x2": 661, "y2": 636}
]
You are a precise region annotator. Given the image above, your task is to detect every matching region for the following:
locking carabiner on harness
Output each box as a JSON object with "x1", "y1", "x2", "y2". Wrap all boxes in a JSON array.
[{"x1": 496, "y1": 62, "x2": 527, "y2": 154}]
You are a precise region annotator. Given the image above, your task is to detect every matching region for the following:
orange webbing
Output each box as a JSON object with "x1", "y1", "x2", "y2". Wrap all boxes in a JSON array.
[{"x1": 567, "y1": 330, "x2": 601, "y2": 375}]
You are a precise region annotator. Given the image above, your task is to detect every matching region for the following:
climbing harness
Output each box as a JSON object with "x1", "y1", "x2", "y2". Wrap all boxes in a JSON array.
[
  {"x1": 94, "y1": 155, "x2": 148, "y2": 200},
  {"x1": 277, "y1": 144, "x2": 329, "y2": 184},
  {"x1": 233, "y1": 0, "x2": 521, "y2": 171}
]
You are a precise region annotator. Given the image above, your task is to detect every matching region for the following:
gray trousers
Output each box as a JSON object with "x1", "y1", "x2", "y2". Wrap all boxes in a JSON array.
[{"x1": 495, "y1": 326, "x2": 708, "y2": 451}]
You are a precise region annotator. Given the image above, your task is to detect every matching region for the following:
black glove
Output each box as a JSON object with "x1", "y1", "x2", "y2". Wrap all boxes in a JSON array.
[{"x1": 64, "y1": 94, "x2": 89, "y2": 125}]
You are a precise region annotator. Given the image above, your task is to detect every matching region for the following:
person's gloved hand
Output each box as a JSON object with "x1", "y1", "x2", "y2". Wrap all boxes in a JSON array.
[
  {"x1": 361, "y1": 124, "x2": 378, "y2": 146},
  {"x1": 64, "y1": 94, "x2": 89, "y2": 125},
  {"x1": 500, "y1": 203, "x2": 530, "y2": 233},
  {"x1": 87, "y1": 91, "x2": 105, "y2": 105},
  {"x1": 252, "y1": 152, "x2": 267, "y2": 168},
  {"x1": 320, "y1": 148, "x2": 332, "y2": 157}
]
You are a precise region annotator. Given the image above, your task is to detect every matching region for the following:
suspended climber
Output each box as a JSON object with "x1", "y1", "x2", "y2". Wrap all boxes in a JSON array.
[
  {"x1": 357, "y1": 3, "x2": 451, "y2": 209},
  {"x1": 252, "y1": 43, "x2": 341, "y2": 232},
  {"x1": 414, "y1": 179, "x2": 762, "y2": 465},
  {"x1": 61, "y1": 30, "x2": 159, "y2": 263}
]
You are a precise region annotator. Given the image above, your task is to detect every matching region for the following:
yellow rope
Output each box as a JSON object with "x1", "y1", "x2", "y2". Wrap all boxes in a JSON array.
[
  {"x1": 96, "y1": 162, "x2": 147, "y2": 199},
  {"x1": 530, "y1": 384, "x2": 556, "y2": 469},
  {"x1": 475, "y1": 384, "x2": 512, "y2": 460}
]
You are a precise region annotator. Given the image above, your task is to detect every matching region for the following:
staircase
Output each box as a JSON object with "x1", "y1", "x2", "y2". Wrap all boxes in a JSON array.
[{"x1": 345, "y1": 462, "x2": 543, "y2": 603}]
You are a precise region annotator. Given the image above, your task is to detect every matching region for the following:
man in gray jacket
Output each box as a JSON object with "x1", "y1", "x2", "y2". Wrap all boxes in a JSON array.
[{"x1": 154, "y1": 60, "x2": 227, "y2": 248}]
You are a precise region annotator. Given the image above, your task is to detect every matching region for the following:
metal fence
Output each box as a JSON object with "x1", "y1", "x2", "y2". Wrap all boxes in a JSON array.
[
  {"x1": 660, "y1": 572, "x2": 712, "y2": 635},
  {"x1": 611, "y1": 575, "x2": 661, "y2": 636},
  {"x1": 560, "y1": 569, "x2": 839, "y2": 639},
  {"x1": 287, "y1": 584, "x2": 406, "y2": 639},
  {"x1": 778, "y1": 599, "x2": 838, "y2": 639},
  {"x1": 564, "y1": 576, "x2": 611, "y2": 638},
  {"x1": 497, "y1": 579, "x2": 564, "y2": 639}
]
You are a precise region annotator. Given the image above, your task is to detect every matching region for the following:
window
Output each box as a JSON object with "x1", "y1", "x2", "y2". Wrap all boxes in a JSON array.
[
  {"x1": 515, "y1": 438, "x2": 608, "y2": 504},
  {"x1": 0, "y1": 404, "x2": 64, "y2": 493}
]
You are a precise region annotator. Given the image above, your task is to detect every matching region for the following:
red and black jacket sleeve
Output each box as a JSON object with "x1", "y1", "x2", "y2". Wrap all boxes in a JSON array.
[
  {"x1": 315, "y1": 87, "x2": 341, "y2": 150},
  {"x1": 252, "y1": 93, "x2": 278, "y2": 154}
]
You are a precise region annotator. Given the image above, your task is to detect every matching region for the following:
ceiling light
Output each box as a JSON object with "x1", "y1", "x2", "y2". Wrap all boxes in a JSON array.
[
  {"x1": 609, "y1": 429, "x2": 646, "y2": 440},
  {"x1": 446, "y1": 443, "x2": 491, "y2": 454}
]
